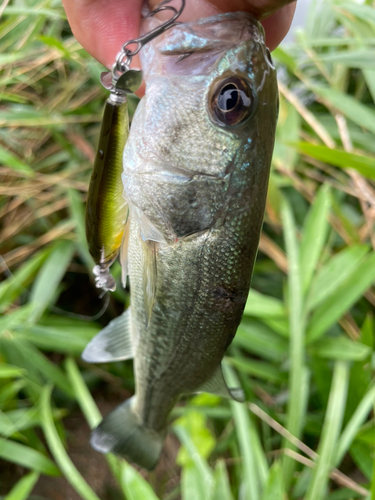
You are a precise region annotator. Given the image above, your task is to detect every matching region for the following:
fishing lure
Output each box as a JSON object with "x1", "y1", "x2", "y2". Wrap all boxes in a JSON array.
[{"x1": 85, "y1": 0, "x2": 183, "y2": 292}]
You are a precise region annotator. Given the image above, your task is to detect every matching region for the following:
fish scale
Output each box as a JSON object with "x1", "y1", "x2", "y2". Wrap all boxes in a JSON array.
[{"x1": 86, "y1": 12, "x2": 278, "y2": 470}]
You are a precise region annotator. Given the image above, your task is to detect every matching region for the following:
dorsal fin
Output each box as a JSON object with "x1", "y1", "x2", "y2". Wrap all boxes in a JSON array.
[
  {"x1": 82, "y1": 309, "x2": 133, "y2": 363},
  {"x1": 196, "y1": 364, "x2": 245, "y2": 402}
]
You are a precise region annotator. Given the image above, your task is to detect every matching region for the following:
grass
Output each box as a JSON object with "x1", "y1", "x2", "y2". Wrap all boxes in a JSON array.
[{"x1": 0, "y1": 0, "x2": 374, "y2": 498}]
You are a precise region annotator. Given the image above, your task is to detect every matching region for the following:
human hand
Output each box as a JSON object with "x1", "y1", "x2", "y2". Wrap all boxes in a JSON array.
[{"x1": 62, "y1": 0, "x2": 296, "y2": 90}]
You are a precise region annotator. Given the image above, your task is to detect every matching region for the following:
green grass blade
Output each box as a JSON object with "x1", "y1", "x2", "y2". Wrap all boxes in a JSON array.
[
  {"x1": 0, "y1": 437, "x2": 59, "y2": 476},
  {"x1": 295, "y1": 142, "x2": 375, "y2": 179},
  {"x1": 68, "y1": 188, "x2": 95, "y2": 272},
  {"x1": 19, "y1": 322, "x2": 98, "y2": 356},
  {"x1": 0, "y1": 364, "x2": 25, "y2": 378},
  {"x1": 40, "y1": 385, "x2": 102, "y2": 500},
  {"x1": 0, "y1": 248, "x2": 52, "y2": 310},
  {"x1": 234, "y1": 321, "x2": 288, "y2": 362},
  {"x1": 305, "y1": 361, "x2": 350, "y2": 500},
  {"x1": 120, "y1": 461, "x2": 160, "y2": 500},
  {"x1": 300, "y1": 184, "x2": 331, "y2": 293},
  {"x1": 281, "y1": 198, "x2": 306, "y2": 486},
  {"x1": 261, "y1": 461, "x2": 285, "y2": 500},
  {"x1": 224, "y1": 365, "x2": 262, "y2": 500},
  {"x1": 307, "y1": 252, "x2": 375, "y2": 342},
  {"x1": 0, "y1": 145, "x2": 34, "y2": 176},
  {"x1": 336, "y1": 384, "x2": 375, "y2": 466},
  {"x1": 10, "y1": 338, "x2": 74, "y2": 397},
  {"x1": 29, "y1": 240, "x2": 75, "y2": 322},
  {"x1": 212, "y1": 460, "x2": 234, "y2": 500},
  {"x1": 4, "y1": 471, "x2": 40, "y2": 500},
  {"x1": 307, "y1": 245, "x2": 369, "y2": 312},
  {"x1": 312, "y1": 85, "x2": 375, "y2": 136},
  {"x1": 64, "y1": 357, "x2": 123, "y2": 484},
  {"x1": 64, "y1": 357, "x2": 101, "y2": 428},
  {"x1": 174, "y1": 424, "x2": 214, "y2": 499},
  {"x1": 244, "y1": 290, "x2": 286, "y2": 319},
  {"x1": 310, "y1": 336, "x2": 371, "y2": 361}
]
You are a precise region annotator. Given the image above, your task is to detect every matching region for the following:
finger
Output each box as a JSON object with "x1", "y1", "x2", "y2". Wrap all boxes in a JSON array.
[
  {"x1": 62, "y1": 0, "x2": 144, "y2": 69},
  {"x1": 148, "y1": 0, "x2": 297, "y2": 51},
  {"x1": 261, "y1": 2, "x2": 297, "y2": 51}
]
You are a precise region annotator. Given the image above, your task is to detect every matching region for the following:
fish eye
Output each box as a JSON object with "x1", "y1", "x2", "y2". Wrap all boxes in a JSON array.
[{"x1": 209, "y1": 76, "x2": 255, "y2": 127}]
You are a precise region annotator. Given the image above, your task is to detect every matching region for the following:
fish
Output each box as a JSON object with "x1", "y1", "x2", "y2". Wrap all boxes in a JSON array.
[{"x1": 83, "y1": 11, "x2": 278, "y2": 470}]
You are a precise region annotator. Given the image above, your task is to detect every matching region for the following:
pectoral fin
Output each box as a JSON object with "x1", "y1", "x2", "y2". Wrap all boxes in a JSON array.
[
  {"x1": 197, "y1": 365, "x2": 245, "y2": 402},
  {"x1": 131, "y1": 203, "x2": 166, "y2": 243},
  {"x1": 141, "y1": 239, "x2": 157, "y2": 326},
  {"x1": 82, "y1": 309, "x2": 133, "y2": 363}
]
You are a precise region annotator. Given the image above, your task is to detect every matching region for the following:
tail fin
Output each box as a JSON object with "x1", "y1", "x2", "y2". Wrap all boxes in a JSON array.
[{"x1": 90, "y1": 397, "x2": 164, "y2": 470}]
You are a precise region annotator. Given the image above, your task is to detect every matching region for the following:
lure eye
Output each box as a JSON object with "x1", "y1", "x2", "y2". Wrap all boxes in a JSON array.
[{"x1": 209, "y1": 76, "x2": 254, "y2": 127}]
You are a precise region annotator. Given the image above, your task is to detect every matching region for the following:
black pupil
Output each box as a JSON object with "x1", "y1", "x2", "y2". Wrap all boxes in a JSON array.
[{"x1": 218, "y1": 84, "x2": 239, "y2": 112}]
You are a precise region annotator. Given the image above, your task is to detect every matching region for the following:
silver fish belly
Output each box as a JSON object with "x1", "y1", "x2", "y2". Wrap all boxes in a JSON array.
[{"x1": 85, "y1": 12, "x2": 278, "y2": 470}]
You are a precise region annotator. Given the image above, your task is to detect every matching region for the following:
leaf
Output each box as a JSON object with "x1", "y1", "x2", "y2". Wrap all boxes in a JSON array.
[
  {"x1": 281, "y1": 198, "x2": 306, "y2": 487},
  {"x1": 120, "y1": 461, "x2": 160, "y2": 500},
  {"x1": 305, "y1": 361, "x2": 349, "y2": 500},
  {"x1": 40, "y1": 385, "x2": 101, "y2": 500},
  {"x1": 4, "y1": 471, "x2": 40, "y2": 500},
  {"x1": 335, "y1": 385, "x2": 375, "y2": 467},
  {"x1": 0, "y1": 364, "x2": 25, "y2": 378},
  {"x1": 261, "y1": 461, "x2": 285, "y2": 500},
  {"x1": 6, "y1": 338, "x2": 74, "y2": 397},
  {"x1": 300, "y1": 185, "x2": 331, "y2": 293},
  {"x1": 18, "y1": 323, "x2": 98, "y2": 356},
  {"x1": 244, "y1": 290, "x2": 286, "y2": 319},
  {"x1": 350, "y1": 442, "x2": 373, "y2": 480},
  {"x1": 0, "y1": 437, "x2": 59, "y2": 476},
  {"x1": 295, "y1": 142, "x2": 375, "y2": 180},
  {"x1": 174, "y1": 425, "x2": 214, "y2": 500},
  {"x1": 0, "y1": 407, "x2": 39, "y2": 437},
  {"x1": 181, "y1": 464, "x2": 207, "y2": 500},
  {"x1": 65, "y1": 357, "x2": 104, "y2": 430},
  {"x1": 68, "y1": 189, "x2": 95, "y2": 272},
  {"x1": 0, "y1": 145, "x2": 34, "y2": 176},
  {"x1": 212, "y1": 460, "x2": 234, "y2": 500},
  {"x1": 317, "y1": 50, "x2": 375, "y2": 69},
  {"x1": 234, "y1": 321, "x2": 288, "y2": 362},
  {"x1": 310, "y1": 336, "x2": 371, "y2": 361},
  {"x1": 307, "y1": 245, "x2": 369, "y2": 312},
  {"x1": 175, "y1": 410, "x2": 215, "y2": 466},
  {"x1": 227, "y1": 357, "x2": 287, "y2": 384},
  {"x1": 307, "y1": 252, "x2": 375, "y2": 342},
  {"x1": 0, "y1": 248, "x2": 52, "y2": 311},
  {"x1": 312, "y1": 85, "x2": 375, "y2": 136},
  {"x1": 29, "y1": 240, "x2": 75, "y2": 322},
  {"x1": 223, "y1": 366, "x2": 263, "y2": 500}
]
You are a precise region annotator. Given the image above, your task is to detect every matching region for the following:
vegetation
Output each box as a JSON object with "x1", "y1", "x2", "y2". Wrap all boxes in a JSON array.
[{"x1": 0, "y1": 0, "x2": 374, "y2": 498}]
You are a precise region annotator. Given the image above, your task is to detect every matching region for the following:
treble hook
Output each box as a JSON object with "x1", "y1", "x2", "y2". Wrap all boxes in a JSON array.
[{"x1": 112, "y1": 0, "x2": 185, "y2": 81}]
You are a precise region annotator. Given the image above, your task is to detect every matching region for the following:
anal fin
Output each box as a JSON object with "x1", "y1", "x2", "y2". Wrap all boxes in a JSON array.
[
  {"x1": 82, "y1": 309, "x2": 133, "y2": 363},
  {"x1": 197, "y1": 364, "x2": 245, "y2": 402}
]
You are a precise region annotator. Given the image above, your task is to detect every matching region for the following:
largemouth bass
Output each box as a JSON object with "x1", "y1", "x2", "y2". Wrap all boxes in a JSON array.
[{"x1": 83, "y1": 12, "x2": 278, "y2": 470}]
